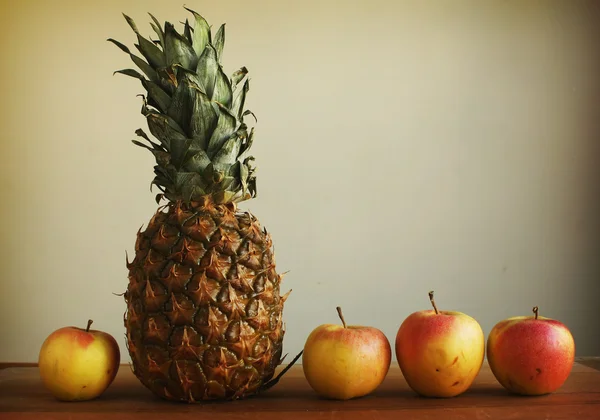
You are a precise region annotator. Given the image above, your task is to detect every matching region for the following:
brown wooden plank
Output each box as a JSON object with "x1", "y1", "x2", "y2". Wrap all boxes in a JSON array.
[
  {"x1": 1, "y1": 364, "x2": 599, "y2": 419},
  {"x1": 2, "y1": 405, "x2": 600, "y2": 420}
]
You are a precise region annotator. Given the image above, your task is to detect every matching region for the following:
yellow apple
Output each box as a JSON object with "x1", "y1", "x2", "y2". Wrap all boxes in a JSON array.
[
  {"x1": 38, "y1": 320, "x2": 120, "y2": 401},
  {"x1": 487, "y1": 306, "x2": 575, "y2": 395},
  {"x1": 302, "y1": 307, "x2": 391, "y2": 400},
  {"x1": 395, "y1": 291, "x2": 485, "y2": 398}
]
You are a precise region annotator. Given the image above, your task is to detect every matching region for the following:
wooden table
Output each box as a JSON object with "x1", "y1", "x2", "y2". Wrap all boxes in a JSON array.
[{"x1": 1, "y1": 360, "x2": 600, "y2": 419}]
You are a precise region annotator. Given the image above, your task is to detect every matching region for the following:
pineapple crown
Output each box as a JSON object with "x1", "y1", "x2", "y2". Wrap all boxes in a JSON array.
[{"x1": 109, "y1": 8, "x2": 257, "y2": 205}]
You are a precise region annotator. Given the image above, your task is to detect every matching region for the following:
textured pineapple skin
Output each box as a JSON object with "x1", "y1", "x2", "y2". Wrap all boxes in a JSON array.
[{"x1": 124, "y1": 198, "x2": 285, "y2": 402}]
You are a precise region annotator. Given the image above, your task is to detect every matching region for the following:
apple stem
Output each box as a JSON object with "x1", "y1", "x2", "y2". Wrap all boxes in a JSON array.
[
  {"x1": 86, "y1": 319, "x2": 93, "y2": 332},
  {"x1": 429, "y1": 291, "x2": 439, "y2": 315},
  {"x1": 336, "y1": 307, "x2": 347, "y2": 328},
  {"x1": 533, "y1": 306, "x2": 539, "y2": 320}
]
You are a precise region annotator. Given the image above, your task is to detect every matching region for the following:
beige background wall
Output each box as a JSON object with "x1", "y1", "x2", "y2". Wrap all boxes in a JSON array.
[{"x1": 0, "y1": 0, "x2": 598, "y2": 362}]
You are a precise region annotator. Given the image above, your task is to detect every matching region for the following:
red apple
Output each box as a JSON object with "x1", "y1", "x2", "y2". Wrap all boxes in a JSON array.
[
  {"x1": 302, "y1": 307, "x2": 391, "y2": 400},
  {"x1": 395, "y1": 291, "x2": 485, "y2": 397},
  {"x1": 38, "y1": 320, "x2": 120, "y2": 401},
  {"x1": 487, "y1": 306, "x2": 575, "y2": 395}
]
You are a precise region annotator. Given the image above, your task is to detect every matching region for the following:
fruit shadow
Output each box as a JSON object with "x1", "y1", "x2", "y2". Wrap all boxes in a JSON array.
[{"x1": 92, "y1": 391, "x2": 260, "y2": 412}]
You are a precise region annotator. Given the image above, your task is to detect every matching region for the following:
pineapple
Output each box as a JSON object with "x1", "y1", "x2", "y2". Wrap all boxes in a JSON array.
[{"x1": 109, "y1": 8, "x2": 295, "y2": 402}]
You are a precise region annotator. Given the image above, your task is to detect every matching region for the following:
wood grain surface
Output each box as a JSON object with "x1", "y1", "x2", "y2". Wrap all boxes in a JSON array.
[{"x1": 1, "y1": 362, "x2": 599, "y2": 419}]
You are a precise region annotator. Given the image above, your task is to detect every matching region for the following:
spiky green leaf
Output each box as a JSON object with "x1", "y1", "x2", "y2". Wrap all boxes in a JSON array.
[
  {"x1": 153, "y1": 165, "x2": 173, "y2": 184},
  {"x1": 132, "y1": 140, "x2": 170, "y2": 166},
  {"x1": 135, "y1": 35, "x2": 166, "y2": 68},
  {"x1": 141, "y1": 80, "x2": 171, "y2": 113},
  {"x1": 201, "y1": 163, "x2": 228, "y2": 188},
  {"x1": 156, "y1": 67, "x2": 177, "y2": 94},
  {"x1": 145, "y1": 112, "x2": 187, "y2": 150},
  {"x1": 144, "y1": 116, "x2": 189, "y2": 168},
  {"x1": 107, "y1": 38, "x2": 130, "y2": 53},
  {"x1": 231, "y1": 67, "x2": 248, "y2": 89},
  {"x1": 183, "y1": 19, "x2": 192, "y2": 45},
  {"x1": 243, "y1": 156, "x2": 257, "y2": 199},
  {"x1": 189, "y1": 87, "x2": 218, "y2": 150},
  {"x1": 148, "y1": 13, "x2": 165, "y2": 46},
  {"x1": 135, "y1": 36, "x2": 165, "y2": 68},
  {"x1": 241, "y1": 109, "x2": 257, "y2": 123},
  {"x1": 135, "y1": 128, "x2": 164, "y2": 151},
  {"x1": 195, "y1": 45, "x2": 218, "y2": 98},
  {"x1": 174, "y1": 172, "x2": 203, "y2": 193},
  {"x1": 149, "y1": 23, "x2": 164, "y2": 48},
  {"x1": 220, "y1": 176, "x2": 237, "y2": 191},
  {"x1": 239, "y1": 127, "x2": 254, "y2": 159},
  {"x1": 184, "y1": 7, "x2": 210, "y2": 60},
  {"x1": 183, "y1": 149, "x2": 211, "y2": 172},
  {"x1": 131, "y1": 55, "x2": 158, "y2": 82},
  {"x1": 213, "y1": 66, "x2": 233, "y2": 107},
  {"x1": 122, "y1": 14, "x2": 165, "y2": 68},
  {"x1": 123, "y1": 13, "x2": 140, "y2": 33},
  {"x1": 114, "y1": 68, "x2": 144, "y2": 79},
  {"x1": 213, "y1": 136, "x2": 241, "y2": 171},
  {"x1": 112, "y1": 68, "x2": 167, "y2": 111},
  {"x1": 207, "y1": 104, "x2": 237, "y2": 158},
  {"x1": 108, "y1": 38, "x2": 158, "y2": 81},
  {"x1": 232, "y1": 78, "x2": 249, "y2": 119},
  {"x1": 239, "y1": 161, "x2": 249, "y2": 197},
  {"x1": 135, "y1": 128, "x2": 151, "y2": 142},
  {"x1": 131, "y1": 139, "x2": 152, "y2": 150},
  {"x1": 214, "y1": 24, "x2": 225, "y2": 60},
  {"x1": 164, "y1": 22, "x2": 196, "y2": 69},
  {"x1": 167, "y1": 73, "x2": 198, "y2": 134}
]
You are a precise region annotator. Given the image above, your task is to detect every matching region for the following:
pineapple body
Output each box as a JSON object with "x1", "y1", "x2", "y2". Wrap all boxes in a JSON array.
[{"x1": 126, "y1": 199, "x2": 284, "y2": 401}]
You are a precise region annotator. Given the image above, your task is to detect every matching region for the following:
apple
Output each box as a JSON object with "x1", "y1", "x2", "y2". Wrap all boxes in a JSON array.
[
  {"x1": 302, "y1": 307, "x2": 391, "y2": 400},
  {"x1": 395, "y1": 291, "x2": 485, "y2": 398},
  {"x1": 487, "y1": 306, "x2": 575, "y2": 396},
  {"x1": 38, "y1": 319, "x2": 120, "y2": 401}
]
